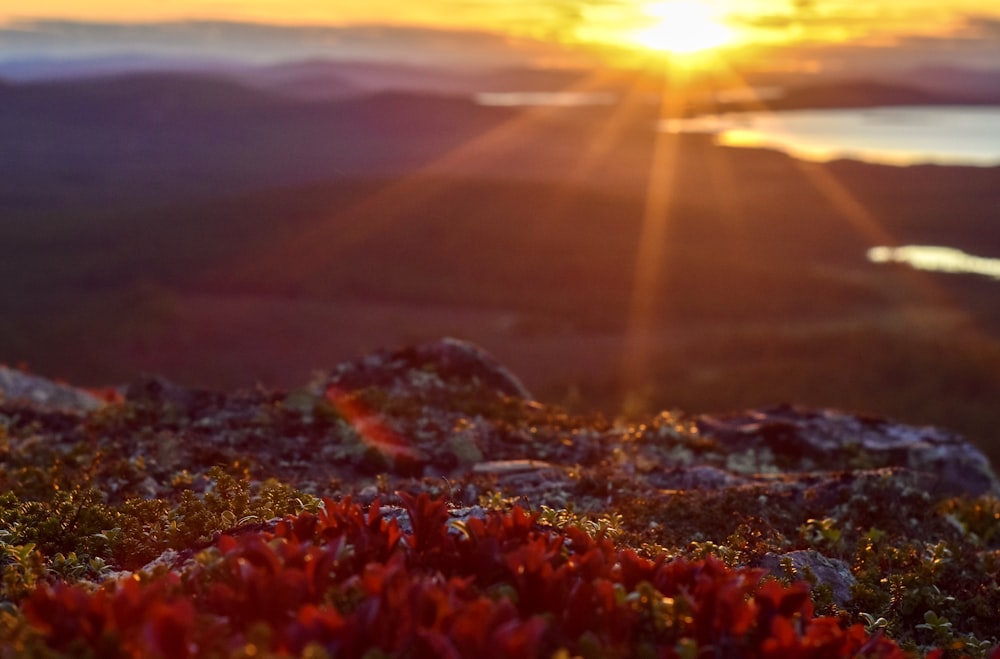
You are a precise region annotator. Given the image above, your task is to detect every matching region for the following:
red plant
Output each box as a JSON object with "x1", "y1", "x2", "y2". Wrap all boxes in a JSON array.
[
  {"x1": 24, "y1": 575, "x2": 197, "y2": 659},
  {"x1": 21, "y1": 496, "x2": 920, "y2": 658}
]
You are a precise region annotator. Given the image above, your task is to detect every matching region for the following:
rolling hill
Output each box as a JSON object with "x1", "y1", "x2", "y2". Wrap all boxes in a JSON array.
[{"x1": 3, "y1": 70, "x2": 1000, "y2": 462}]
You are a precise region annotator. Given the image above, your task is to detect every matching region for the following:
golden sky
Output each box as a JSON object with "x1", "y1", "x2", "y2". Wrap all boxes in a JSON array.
[
  {"x1": 5, "y1": 1, "x2": 1000, "y2": 46},
  {"x1": 3, "y1": 0, "x2": 1000, "y2": 70}
]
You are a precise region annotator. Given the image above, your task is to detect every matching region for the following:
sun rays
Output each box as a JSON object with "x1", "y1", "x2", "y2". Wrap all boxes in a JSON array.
[
  {"x1": 207, "y1": 31, "x2": 999, "y2": 418},
  {"x1": 619, "y1": 63, "x2": 689, "y2": 407},
  {"x1": 613, "y1": 47, "x2": 998, "y2": 412},
  {"x1": 224, "y1": 65, "x2": 656, "y2": 285}
]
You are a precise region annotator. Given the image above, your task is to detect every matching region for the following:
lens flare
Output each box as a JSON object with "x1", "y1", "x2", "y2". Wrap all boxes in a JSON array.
[
  {"x1": 325, "y1": 386, "x2": 422, "y2": 466},
  {"x1": 633, "y1": 1, "x2": 733, "y2": 54}
]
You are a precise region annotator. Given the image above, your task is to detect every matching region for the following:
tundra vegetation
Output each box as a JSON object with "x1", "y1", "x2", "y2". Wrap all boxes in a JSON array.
[{"x1": 2, "y1": 341, "x2": 999, "y2": 658}]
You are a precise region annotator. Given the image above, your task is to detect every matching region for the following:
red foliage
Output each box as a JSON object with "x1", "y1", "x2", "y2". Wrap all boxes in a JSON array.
[
  {"x1": 24, "y1": 575, "x2": 196, "y2": 659},
  {"x1": 22, "y1": 496, "x2": 918, "y2": 658}
]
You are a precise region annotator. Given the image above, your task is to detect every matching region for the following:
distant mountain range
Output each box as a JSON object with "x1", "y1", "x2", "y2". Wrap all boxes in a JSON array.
[
  {"x1": 762, "y1": 79, "x2": 990, "y2": 109},
  {"x1": 0, "y1": 55, "x2": 593, "y2": 100},
  {"x1": 898, "y1": 65, "x2": 1000, "y2": 101},
  {"x1": 0, "y1": 71, "x2": 520, "y2": 210},
  {"x1": 245, "y1": 59, "x2": 594, "y2": 100},
  {"x1": 5, "y1": 54, "x2": 1000, "y2": 104},
  {"x1": 1, "y1": 62, "x2": 998, "y2": 220}
]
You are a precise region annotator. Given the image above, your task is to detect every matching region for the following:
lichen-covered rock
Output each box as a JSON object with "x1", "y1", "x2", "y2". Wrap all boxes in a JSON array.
[
  {"x1": 324, "y1": 336, "x2": 532, "y2": 400},
  {"x1": 696, "y1": 404, "x2": 998, "y2": 497},
  {"x1": 646, "y1": 465, "x2": 749, "y2": 490},
  {"x1": 125, "y1": 374, "x2": 226, "y2": 417},
  {"x1": 0, "y1": 365, "x2": 102, "y2": 412},
  {"x1": 756, "y1": 550, "x2": 857, "y2": 606}
]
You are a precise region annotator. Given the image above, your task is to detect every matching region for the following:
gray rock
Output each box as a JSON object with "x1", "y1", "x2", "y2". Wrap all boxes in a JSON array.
[
  {"x1": 646, "y1": 465, "x2": 748, "y2": 491},
  {"x1": 125, "y1": 375, "x2": 225, "y2": 416},
  {"x1": 327, "y1": 337, "x2": 532, "y2": 400},
  {"x1": 697, "y1": 404, "x2": 998, "y2": 497},
  {"x1": 0, "y1": 365, "x2": 102, "y2": 412},
  {"x1": 756, "y1": 549, "x2": 857, "y2": 606}
]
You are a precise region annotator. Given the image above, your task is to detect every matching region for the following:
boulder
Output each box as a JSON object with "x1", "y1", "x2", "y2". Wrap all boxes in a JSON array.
[
  {"x1": 0, "y1": 365, "x2": 102, "y2": 413},
  {"x1": 755, "y1": 550, "x2": 857, "y2": 606},
  {"x1": 696, "y1": 404, "x2": 997, "y2": 497},
  {"x1": 125, "y1": 374, "x2": 226, "y2": 417},
  {"x1": 326, "y1": 337, "x2": 532, "y2": 400}
]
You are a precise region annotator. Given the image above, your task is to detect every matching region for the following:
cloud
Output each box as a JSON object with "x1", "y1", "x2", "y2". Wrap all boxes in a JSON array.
[
  {"x1": 748, "y1": 25, "x2": 1000, "y2": 77},
  {"x1": 0, "y1": 19, "x2": 591, "y2": 68},
  {"x1": 958, "y1": 15, "x2": 1000, "y2": 38},
  {"x1": 728, "y1": 8, "x2": 911, "y2": 36},
  {"x1": 2, "y1": 11, "x2": 998, "y2": 75}
]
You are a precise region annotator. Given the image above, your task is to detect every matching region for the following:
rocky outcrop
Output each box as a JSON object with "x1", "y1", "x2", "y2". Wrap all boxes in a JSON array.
[
  {"x1": 0, "y1": 365, "x2": 102, "y2": 412},
  {"x1": 4, "y1": 338, "x2": 1000, "y2": 653},
  {"x1": 697, "y1": 405, "x2": 997, "y2": 496},
  {"x1": 4, "y1": 339, "x2": 995, "y2": 499},
  {"x1": 325, "y1": 337, "x2": 532, "y2": 401}
]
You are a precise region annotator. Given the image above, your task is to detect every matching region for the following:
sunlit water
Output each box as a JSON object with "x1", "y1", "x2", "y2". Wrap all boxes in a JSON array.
[
  {"x1": 868, "y1": 246, "x2": 1000, "y2": 280},
  {"x1": 662, "y1": 106, "x2": 1000, "y2": 167},
  {"x1": 474, "y1": 92, "x2": 617, "y2": 107},
  {"x1": 472, "y1": 88, "x2": 781, "y2": 108}
]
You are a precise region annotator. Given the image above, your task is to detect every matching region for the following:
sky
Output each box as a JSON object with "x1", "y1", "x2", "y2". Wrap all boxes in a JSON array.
[{"x1": 1, "y1": 1, "x2": 1000, "y2": 72}]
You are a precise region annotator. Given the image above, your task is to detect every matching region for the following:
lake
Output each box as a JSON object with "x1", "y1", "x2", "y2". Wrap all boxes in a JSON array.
[
  {"x1": 662, "y1": 106, "x2": 1000, "y2": 167},
  {"x1": 868, "y1": 246, "x2": 1000, "y2": 280},
  {"x1": 474, "y1": 91, "x2": 617, "y2": 107}
]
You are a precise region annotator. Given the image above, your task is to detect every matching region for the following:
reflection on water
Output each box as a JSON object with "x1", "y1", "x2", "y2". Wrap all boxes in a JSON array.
[
  {"x1": 475, "y1": 88, "x2": 782, "y2": 108},
  {"x1": 663, "y1": 106, "x2": 1000, "y2": 167},
  {"x1": 713, "y1": 86, "x2": 785, "y2": 104},
  {"x1": 475, "y1": 92, "x2": 617, "y2": 107},
  {"x1": 868, "y1": 246, "x2": 1000, "y2": 280}
]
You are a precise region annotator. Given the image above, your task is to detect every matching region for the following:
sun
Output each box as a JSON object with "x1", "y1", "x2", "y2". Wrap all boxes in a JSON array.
[{"x1": 632, "y1": 1, "x2": 734, "y2": 54}]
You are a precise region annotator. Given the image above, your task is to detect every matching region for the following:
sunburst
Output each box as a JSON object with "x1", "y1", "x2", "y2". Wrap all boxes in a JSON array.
[{"x1": 632, "y1": 1, "x2": 733, "y2": 54}]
